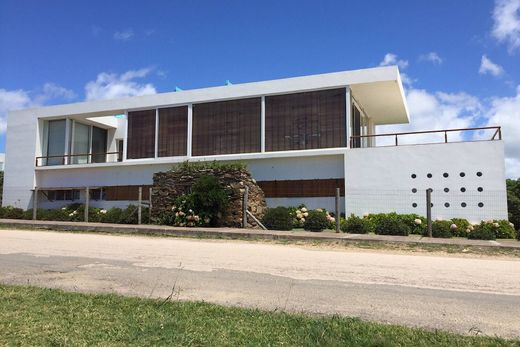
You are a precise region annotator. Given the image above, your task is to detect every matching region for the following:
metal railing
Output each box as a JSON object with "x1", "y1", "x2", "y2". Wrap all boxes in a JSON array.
[
  {"x1": 349, "y1": 126, "x2": 502, "y2": 148},
  {"x1": 36, "y1": 151, "x2": 122, "y2": 167}
]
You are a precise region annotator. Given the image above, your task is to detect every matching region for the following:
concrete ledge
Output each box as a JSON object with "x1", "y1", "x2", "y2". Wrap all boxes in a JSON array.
[{"x1": 0, "y1": 219, "x2": 519, "y2": 250}]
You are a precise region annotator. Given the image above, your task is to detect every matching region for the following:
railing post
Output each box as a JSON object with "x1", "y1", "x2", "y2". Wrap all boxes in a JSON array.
[
  {"x1": 499, "y1": 127, "x2": 502, "y2": 140},
  {"x1": 149, "y1": 187, "x2": 153, "y2": 223},
  {"x1": 32, "y1": 188, "x2": 38, "y2": 221},
  {"x1": 395, "y1": 134, "x2": 398, "y2": 146},
  {"x1": 243, "y1": 186, "x2": 249, "y2": 228},
  {"x1": 85, "y1": 187, "x2": 90, "y2": 222},
  {"x1": 426, "y1": 188, "x2": 432, "y2": 237},
  {"x1": 138, "y1": 187, "x2": 142, "y2": 225},
  {"x1": 444, "y1": 131, "x2": 448, "y2": 143},
  {"x1": 335, "y1": 188, "x2": 340, "y2": 233}
]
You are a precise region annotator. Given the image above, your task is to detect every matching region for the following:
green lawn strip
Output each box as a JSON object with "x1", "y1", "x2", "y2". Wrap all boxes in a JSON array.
[{"x1": 0, "y1": 285, "x2": 517, "y2": 346}]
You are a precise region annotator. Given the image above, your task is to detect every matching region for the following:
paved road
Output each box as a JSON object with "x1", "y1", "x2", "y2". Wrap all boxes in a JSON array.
[{"x1": 1, "y1": 229, "x2": 519, "y2": 338}]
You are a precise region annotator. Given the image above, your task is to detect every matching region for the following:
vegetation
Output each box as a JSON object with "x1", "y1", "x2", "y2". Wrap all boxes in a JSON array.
[
  {"x1": 172, "y1": 160, "x2": 247, "y2": 173},
  {"x1": 506, "y1": 179, "x2": 520, "y2": 238},
  {"x1": 191, "y1": 175, "x2": 230, "y2": 226},
  {"x1": 262, "y1": 206, "x2": 293, "y2": 230},
  {"x1": 341, "y1": 214, "x2": 374, "y2": 234},
  {"x1": 468, "y1": 221, "x2": 497, "y2": 240},
  {"x1": 303, "y1": 210, "x2": 329, "y2": 232},
  {"x1": 371, "y1": 213, "x2": 411, "y2": 236},
  {"x1": 431, "y1": 220, "x2": 454, "y2": 238},
  {"x1": 3, "y1": 285, "x2": 516, "y2": 347}
]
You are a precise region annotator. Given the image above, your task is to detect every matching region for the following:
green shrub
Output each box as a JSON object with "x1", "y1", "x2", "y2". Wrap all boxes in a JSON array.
[
  {"x1": 493, "y1": 220, "x2": 517, "y2": 239},
  {"x1": 0, "y1": 206, "x2": 25, "y2": 219},
  {"x1": 396, "y1": 214, "x2": 426, "y2": 235},
  {"x1": 303, "y1": 210, "x2": 329, "y2": 232},
  {"x1": 430, "y1": 220, "x2": 453, "y2": 238},
  {"x1": 340, "y1": 214, "x2": 374, "y2": 234},
  {"x1": 450, "y1": 218, "x2": 471, "y2": 237},
  {"x1": 288, "y1": 204, "x2": 308, "y2": 228},
  {"x1": 262, "y1": 207, "x2": 293, "y2": 231},
  {"x1": 191, "y1": 175, "x2": 229, "y2": 226},
  {"x1": 371, "y1": 213, "x2": 410, "y2": 236},
  {"x1": 468, "y1": 221, "x2": 496, "y2": 240}
]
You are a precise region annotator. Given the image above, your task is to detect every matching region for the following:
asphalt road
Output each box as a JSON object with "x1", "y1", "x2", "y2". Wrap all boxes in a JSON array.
[{"x1": 1, "y1": 229, "x2": 519, "y2": 339}]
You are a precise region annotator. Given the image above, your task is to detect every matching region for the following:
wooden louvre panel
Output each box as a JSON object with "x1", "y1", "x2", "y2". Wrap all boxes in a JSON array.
[
  {"x1": 265, "y1": 88, "x2": 346, "y2": 152},
  {"x1": 127, "y1": 110, "x2": 156, "y2": 159},
  {"x1": 192, "y1": 98, "x2": 261, "y2": 156},
  {"x1": 158, "y1": 106, "x2": 188, "y2": 157},
  {"x1": 257, "y1": 179, "x2": 344, "y2": 198},
  {"x1": 104, "y1": 185, "x2": 152, "y2": 201}
]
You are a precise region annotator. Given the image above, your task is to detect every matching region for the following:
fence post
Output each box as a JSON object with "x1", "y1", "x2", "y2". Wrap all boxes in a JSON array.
[
  {"x1": 149, "y1": 187, "x2": 153, "y2": 223},
  {"x1": 243, "y1": 186, "x2": 249, "y2": 228},
  {"x1": 335, "y1": 188, "x2": 340, "y2": 233},
  {"x1": 138, "y1": 187, "x2": 142, "y2": 225},
  {"x1": 85, "y1": 187, "x2": 90, "y2": 222},
  {"x1": 32, "y1": 188, "x2": 38, "y2": 221},
  {"x1": 426, "y1": 188, "x2": 432, "y2": 237}
]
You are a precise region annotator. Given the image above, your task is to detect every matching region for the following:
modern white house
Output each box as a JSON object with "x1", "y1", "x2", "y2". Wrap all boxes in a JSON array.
[{"x1": 2, "y1": 66, "x2": 508, "y2": 222}]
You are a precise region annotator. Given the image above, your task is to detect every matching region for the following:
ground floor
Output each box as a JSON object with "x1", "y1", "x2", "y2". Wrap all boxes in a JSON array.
[{"x1": 1, "y1": 229, "x2": 519, "y2": 338}]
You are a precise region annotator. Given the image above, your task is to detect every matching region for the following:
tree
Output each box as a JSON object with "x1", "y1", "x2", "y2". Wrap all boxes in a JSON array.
[{"x1": 506, "y1": 179, "x2": 520, "y2": 233}]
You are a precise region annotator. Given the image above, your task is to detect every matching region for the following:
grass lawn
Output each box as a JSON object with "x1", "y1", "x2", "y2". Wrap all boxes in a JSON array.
[{"x1": 0, "y1": 285, "x2": 518, "y2": 346}]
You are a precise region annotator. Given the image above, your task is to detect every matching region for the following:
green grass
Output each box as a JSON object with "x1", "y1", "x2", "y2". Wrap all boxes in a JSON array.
[{"x1": 0, "y1": 285, "x2": 518, "y2": 346}]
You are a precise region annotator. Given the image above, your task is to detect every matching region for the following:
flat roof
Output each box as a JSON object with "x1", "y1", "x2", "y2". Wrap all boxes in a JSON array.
[{"x1": 9, "y1": 65, "x2": 409, "y2": 125}]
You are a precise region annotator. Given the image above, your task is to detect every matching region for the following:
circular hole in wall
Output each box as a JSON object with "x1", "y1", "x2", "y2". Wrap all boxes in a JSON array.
[
  {"x1": 460, "y1": 172, "x2": 465, "y2": 177},
  {"x1": 427, "y1": 173, "x2": 433, "y2": 178},
  {"x1": 430, "y1": 203, "x2": 434, "y2": 208},
  {"x1": 412, "y1": 203, "x2": 417, "y2": 208},
  {"x1": 412, "y1": 188, "x2": 417, "y2": 193},
  {"x1": 411, "y1": 174, "x2": 417, "y2": 179},
  {"x1": 460, "y1": 187, "x2": 466, "y2": 193},
  {"x1": 478, "y1": 202, "x2": 484, "y2": 208},
  {"x1": 443, "y1": 172, "x2": 449, "y2": 178},
  {"x1": 444, "y1": 188, "x2": 449, "y2": 193},
  {"x1": 477, "y1": 187, "x2": 483, "y2": 192},
  {"x1": 461, "y1": 202, "x2": 467, "y2": 208},
  {"x1": 477, "y1": 171, "x2": 483, "y2": 177},
  {"x1": 444, "y1": 202, "x2": 450, "y2": 208}
]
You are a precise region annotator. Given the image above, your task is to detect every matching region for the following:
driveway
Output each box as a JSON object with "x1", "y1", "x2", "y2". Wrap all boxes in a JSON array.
[{"x1": 1, "y1": 229, "x2": 519, "y2": 338}]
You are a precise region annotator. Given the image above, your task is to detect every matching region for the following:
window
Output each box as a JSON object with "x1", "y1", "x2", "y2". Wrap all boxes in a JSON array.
[
  {"x1": 192, "y1": 98, "x2": 261, "y2": 156},
  {"x1": 265, "y1": 88, "x2": 346, "y2": 151},
  {"x1": 46, "y1": 190, "x2": 80, "y2": 201},
  {"x1": 90, "y1": 188, "x2": 106, "y2": 201},
  {"x1": 158, "y1": 106, "x2": 188, "y2": 157},
  {"x1": 46, "y1": 120, "x2": 66, "y2": 166},
  {"x1": 72, "y1": 122, "x2": 91, "y2": 164},
  {"x1": 117, "y1": 140, "x2": 124, "y2": 162},
  {"x1": 127, "y1": 110, "x2": 156, "y2": 159},
  {"x1": 91, "y1": 127, "x2": 108, "y2": 163}
]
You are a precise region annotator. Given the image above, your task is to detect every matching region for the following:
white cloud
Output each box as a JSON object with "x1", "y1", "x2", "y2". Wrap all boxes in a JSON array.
[
  {"x1": 492, "y1": 0, "x2": 520, "y2": 52},
  {"x1": 419, "y1": 52, "x2": 443, "y2": 65},
  {"x1": 0, "y1": 83, "x2": 75, "y2": 133},
  {"x1": 484, "y1": 85, "x2": 520, "y2": 177},
  {"x1": 479, "y1": 55, "x2": 505, "y2": 76},
  {"x1": 379, "y1": 53, "x2": 409, "y2": 69},
  {"x1": 113, "y1": 28, "x2": 134, "y2": 41},
  {"x1": 85, "y1": 68, "x2": 157, "y2": 101}
]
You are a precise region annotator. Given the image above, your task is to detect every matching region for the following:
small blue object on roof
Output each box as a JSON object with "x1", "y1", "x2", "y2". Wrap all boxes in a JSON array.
[
  {"x1": 114, "y1": 114, "x2": 126, "y2": 119},
  {"x1": 225, "y1": 80, "x2": 232, "y2": 86},
  {"x1": 175, "y1": 86, "x2": 183, "y2": 92}
]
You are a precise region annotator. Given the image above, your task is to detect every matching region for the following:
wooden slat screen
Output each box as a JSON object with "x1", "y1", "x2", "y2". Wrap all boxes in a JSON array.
[
  {"x1": 158, "y1": 106, "x2": 188, "y2": 157},
  {"x1": 257, "y1": 179, "x2": 344, "y2": 198},
  {"x1": 265, "y1": 88, "x2": 346, "y2": 152},
  {"x1": 127, "y1": 110, "x2": 156, "y2": 159},
  {"x1": 192, "y1": 98, "x2": 261, "y2": 156},
  {"x1": 104, "y1": 185, "x2": 152, "y2": 201}
]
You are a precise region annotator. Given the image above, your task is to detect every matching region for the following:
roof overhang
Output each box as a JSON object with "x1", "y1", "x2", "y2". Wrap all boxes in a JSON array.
[{"x1": 9, "y1": 66, "x2": 409, "y2": 125}]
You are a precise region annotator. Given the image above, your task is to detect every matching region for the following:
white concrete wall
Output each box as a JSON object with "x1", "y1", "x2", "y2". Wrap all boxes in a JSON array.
[{"x1": 344, "y1": 141, "x2": 508, "y2": 222}]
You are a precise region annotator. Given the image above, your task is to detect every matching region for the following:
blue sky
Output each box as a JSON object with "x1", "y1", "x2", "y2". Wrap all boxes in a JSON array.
[{"x1": 0, "y1": 0, "x2": 519, "y2": 176}]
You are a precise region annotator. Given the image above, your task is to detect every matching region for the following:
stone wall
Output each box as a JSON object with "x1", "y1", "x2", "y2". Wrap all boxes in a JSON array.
[{"x1": 152, "y1": 165, "x2": 267, "y2": 228}]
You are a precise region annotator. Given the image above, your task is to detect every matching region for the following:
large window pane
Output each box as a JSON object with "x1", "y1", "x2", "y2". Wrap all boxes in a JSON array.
[
  {"x1": 265, "y1": 88, "x2": 346, "y2": 152},
  {"x1": 72, "y1": 122, "x2": 90, "y2": 164},
  {"x1": 127, "y1": 110, "x2": 156, "y2": 159},
  {"x1": 46, "y1": 120, "x2": 66, "y2": 166},
  {"x1": 91, "y1": 126, "x2": 107, "y2": 163},
  {"x1": 158, "y1": 106, "x2": 188, "y2": 157},
  {"x1": 192, "y1": 98, "x2": 261, "y2": 156}
]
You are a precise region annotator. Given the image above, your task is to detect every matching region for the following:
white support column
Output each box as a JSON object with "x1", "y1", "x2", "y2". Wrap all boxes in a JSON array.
[
  {"x1": 345, "y1": 87, "x2": 352, "y2": 148},
  {"x1": 64, "y1": 118, "x2": 72, "y2": 165},
  {"x1": 154, "y1": 108, "x2": 159, "y2": 158},
  {"x1": 123, "y1": 111, "x2": 128, "y2": 161},
  {"x1": 261, "y1": 96, "x2": 266, "y2": 152},
  {"x1": 187, "y1": 104, "x2": 193, "y2": 158}
]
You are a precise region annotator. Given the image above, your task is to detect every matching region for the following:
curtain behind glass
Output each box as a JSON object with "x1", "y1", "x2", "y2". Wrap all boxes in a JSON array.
[
  {"x1": 72, "y1": 122, "x2": 90, "y2": 164},
  {"x1": 91, "y1": 126, "x2": 107, "y2": 163}
]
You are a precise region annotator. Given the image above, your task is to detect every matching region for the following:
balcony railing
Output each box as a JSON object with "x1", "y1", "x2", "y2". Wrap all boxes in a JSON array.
[
  {"x1": 349, "y1": 126, "x2": 502, "y2": 148},
  {"x1": 36, "y1": 151, "x2": 122, "y2": 167}
]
